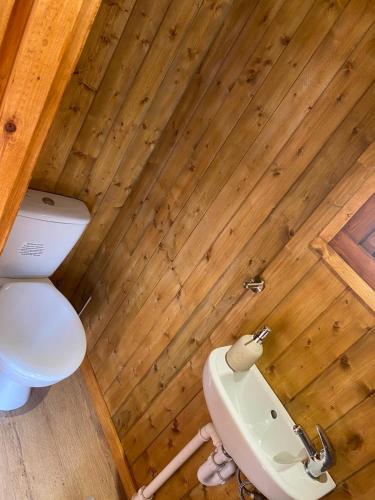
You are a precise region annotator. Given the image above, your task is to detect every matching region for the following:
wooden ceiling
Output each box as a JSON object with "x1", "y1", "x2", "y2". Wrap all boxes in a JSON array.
[{"x1": 31, "y1": 0, "x2": 375, "y2": 498}]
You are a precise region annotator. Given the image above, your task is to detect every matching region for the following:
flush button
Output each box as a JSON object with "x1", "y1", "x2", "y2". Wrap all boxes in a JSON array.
[{"x1": 42, "y1": 197, "x2": 55, "y2": 206}]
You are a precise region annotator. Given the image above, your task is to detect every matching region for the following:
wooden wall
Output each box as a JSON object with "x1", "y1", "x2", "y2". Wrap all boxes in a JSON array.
[{"x1": 31, "y1": 0, "x2": 375, "y2": 498}]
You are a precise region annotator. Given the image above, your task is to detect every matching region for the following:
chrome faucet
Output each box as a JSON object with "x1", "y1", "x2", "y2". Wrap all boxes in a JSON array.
[{"x1": 293, "y1": 424, "x2": 335, "y2": 479}]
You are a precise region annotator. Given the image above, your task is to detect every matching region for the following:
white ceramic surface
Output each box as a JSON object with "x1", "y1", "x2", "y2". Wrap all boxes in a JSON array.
[
  {"x1": 0, "y1": 190, "x2": 90, "y2": 410},
  {"x1": 0, "y1": 280, "x2": 86, "y2": 387},
  {"x1": 203, "y1": 346, "x2": 336, "y2": 500},
  {"x1": 0, "y1": 189, "x2": 90, "y2": 278}
]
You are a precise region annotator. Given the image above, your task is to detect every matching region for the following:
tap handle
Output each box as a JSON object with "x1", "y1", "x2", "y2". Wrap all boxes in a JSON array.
[
  {"x1": 316, "y1": 425, "x2": 335, "y2": 471},
  {"x1": 293, "y1": 424, "x2": 317, "y2": 459}
]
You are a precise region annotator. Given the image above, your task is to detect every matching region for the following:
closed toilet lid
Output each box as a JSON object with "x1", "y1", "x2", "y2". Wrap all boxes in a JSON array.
[{"x1": 0, "y1": 282, "x2": 86, "y2": 384}]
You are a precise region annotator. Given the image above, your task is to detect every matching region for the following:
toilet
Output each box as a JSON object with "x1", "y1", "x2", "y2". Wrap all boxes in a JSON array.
[{"x1": 0, "y1": 189, "x2": 90, "y2": 410}]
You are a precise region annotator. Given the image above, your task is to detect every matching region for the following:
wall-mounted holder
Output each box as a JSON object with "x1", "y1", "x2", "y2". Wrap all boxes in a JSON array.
[{"x1": 243, "y1": 277, "x2": 265, "y2": 293}]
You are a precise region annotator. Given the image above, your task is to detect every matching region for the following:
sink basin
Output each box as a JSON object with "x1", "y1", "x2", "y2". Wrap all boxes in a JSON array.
[{"x1": 203, "y1": 347, "x2": 336, "y2": 499}]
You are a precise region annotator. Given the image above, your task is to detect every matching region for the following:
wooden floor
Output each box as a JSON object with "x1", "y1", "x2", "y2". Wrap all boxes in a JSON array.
[{"x1": 0, "y1": 372, "x2": 125, "y2": 500}]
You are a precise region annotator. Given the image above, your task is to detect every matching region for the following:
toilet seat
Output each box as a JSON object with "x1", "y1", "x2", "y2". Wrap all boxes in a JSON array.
[{"x1": 0, "y1": 281, "x2": 86, "y2": 387}]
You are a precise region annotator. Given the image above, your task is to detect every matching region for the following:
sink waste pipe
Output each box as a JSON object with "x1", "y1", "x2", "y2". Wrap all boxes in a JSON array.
[{"x1": 132, "y1": 423, "x2": 236, "y2": 499}]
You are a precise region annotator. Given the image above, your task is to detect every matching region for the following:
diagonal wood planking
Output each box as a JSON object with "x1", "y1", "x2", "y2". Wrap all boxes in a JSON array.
[
  {"x1": 101, "y1": 5, "x2": 375, "y2": 409},
  {"x1": 30, "y1": 0, "x2": 138, "y2": 191},
  {"x1": 31, "y1": 0, "x2": 375, "y2": 497},
  {"x1": 88, "y1": 0, "x2": 346, "y2": 380},
  {"x1": 71, "y1": 0, "x2": 257, "y2": 315}
]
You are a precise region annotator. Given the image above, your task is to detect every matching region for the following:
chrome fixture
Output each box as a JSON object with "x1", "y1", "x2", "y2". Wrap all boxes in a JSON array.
[
  {"x1": 236, "y1": 468, "x2": 266, "y2": 500},
  {"x1": 243, "y1": 277, "x2": 265, "y2": 293},
  {"x1": 250, "y1": 325, "x2": 271, "y2": 344},
  {"x1": 293, "y1": 424, "x2": 335, "y2": 480}
]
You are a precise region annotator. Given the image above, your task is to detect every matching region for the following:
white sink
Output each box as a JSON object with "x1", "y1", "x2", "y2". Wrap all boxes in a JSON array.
[{"x1": 203, "y1": 347, "x2": 336, "y2": 500}]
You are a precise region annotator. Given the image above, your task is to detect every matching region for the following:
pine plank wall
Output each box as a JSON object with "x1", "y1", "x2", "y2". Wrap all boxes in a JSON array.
[{"x1": 30, "y1": 0, "x2": 375, "y2": 498}]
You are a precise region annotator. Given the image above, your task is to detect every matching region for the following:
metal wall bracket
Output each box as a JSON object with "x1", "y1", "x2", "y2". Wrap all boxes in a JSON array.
[{"x1": 243, "y1": 277, "x2": 265, "y2": 293}]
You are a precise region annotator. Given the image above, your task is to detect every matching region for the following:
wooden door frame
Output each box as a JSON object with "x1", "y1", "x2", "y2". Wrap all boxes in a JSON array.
[{"x1": 311, "y1": 174, "x2": 375, "y2": 311}]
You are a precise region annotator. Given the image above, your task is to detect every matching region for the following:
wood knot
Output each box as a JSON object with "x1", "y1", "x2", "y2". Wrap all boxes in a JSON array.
[
  {"x1": 172, "y1": 418, "x2": 180, "y2": 433},
  {"x1": 267, "y1": 364, "x2": 276, "y2": 375},
  {"x1": 346, "y1": 432, "x2": 363, "y2": 451},
  {"x1": 148, "y1": 417, "x2": 156, "y2": 429},
  {"x1": 343, "y1": 60, "x2": 354, "y2": 74},
  {"x1": 333, "y1": 320, "x2": 340, "y2": 331},
  {"x1": 340, "y1": 354, "x2": 350, "y2": 370},
  {"x1": 4, "y1": 120, "x2": 16, "y2": 133},
  {"x1": 149, "y1": 466, "x2": 158, "y2": 478},
  {"x1": 169, "y1": 26, "x2": 177, "y2": 40},
  {"x1": 246, "y1": 68, "x2": 258, "y2": 83},
  {"x1": 280, "y1": 35, "x2": 290, "y2": 46}
]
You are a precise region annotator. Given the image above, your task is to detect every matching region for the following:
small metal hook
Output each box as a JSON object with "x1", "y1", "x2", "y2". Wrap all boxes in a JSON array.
[{"x1": 243, "y1": 277, "x2": 265, "y2": 293}]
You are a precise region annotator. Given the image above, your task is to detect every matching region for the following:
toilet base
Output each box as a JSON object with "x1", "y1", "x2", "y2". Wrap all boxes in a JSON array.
[{"x1": 0, "y1": 372, "x2": 31, "y2": 411}]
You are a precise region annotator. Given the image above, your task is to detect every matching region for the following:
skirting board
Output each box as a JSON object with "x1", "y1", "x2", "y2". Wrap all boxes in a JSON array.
[{"x1": 80, "y1": 356, "x2": 137, "y2": 498}]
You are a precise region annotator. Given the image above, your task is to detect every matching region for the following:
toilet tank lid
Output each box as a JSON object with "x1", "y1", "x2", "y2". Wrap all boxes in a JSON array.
[{"x1": 18, "y1": 189, "x2": 91, "y2": 225}]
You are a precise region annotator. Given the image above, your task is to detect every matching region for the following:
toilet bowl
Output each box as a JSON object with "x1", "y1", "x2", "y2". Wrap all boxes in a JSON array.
[
  {"x1": 0, "y1": 189, "x2": 91, "y2": 410},
  {"x1": 0, "y1": 279, "x2": 86, "y2": 410}
]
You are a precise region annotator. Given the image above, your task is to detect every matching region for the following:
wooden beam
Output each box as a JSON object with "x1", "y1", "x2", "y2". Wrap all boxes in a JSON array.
[
  {"x1": 0, "y1": 1, "x2": 16, "y2": 46},
  {"x1": 331, "y1": 231, "x2": 375, "y2": 289},
  {"x1": 0, "y1": 0, "x2": 34, "y2": 104},
  {"x1": 0, "y1": 0, "x2": 101, "y2": 252},
  {"x1": 311, "y1": 237, "x2": 375, "y2": 311}
]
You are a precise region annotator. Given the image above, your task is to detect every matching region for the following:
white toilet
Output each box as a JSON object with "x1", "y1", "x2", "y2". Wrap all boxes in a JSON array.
[{"x1": 0, "y1": 189, "x2": 90, "y2": 410}]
